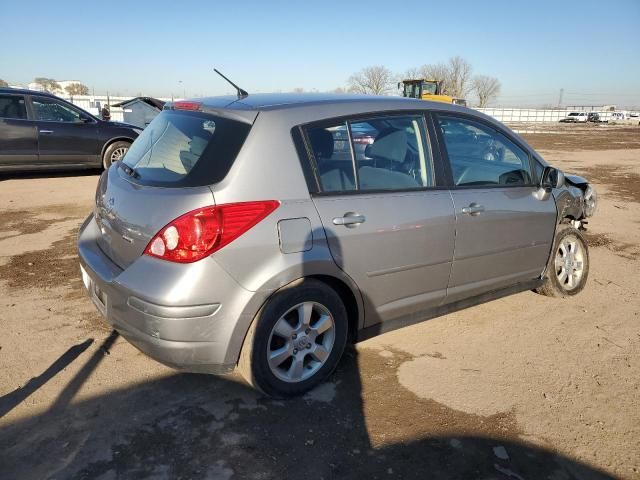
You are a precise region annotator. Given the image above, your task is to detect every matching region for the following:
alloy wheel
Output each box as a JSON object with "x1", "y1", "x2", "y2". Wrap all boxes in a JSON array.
[
  {"x1": 110, "y1": 146, "x2": 128, "y2": 163},
  {"x1": 554, "y1": 234, "x2": 585, "y2": 290},
  {"x1": 267, "y1": 302, "x2": 336, "y2": 383}
]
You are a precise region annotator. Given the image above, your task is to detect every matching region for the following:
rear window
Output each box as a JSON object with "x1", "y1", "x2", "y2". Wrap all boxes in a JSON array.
[
  {"x1": 0, "y1": 94, "x2": 27, "y2": 120},
  {"x1": 122, "y1": 110, "x2": 251, "y2": 187}
]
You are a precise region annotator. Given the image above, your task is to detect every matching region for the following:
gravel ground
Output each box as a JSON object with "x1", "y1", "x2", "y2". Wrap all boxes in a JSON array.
[{"x1": 0, "y1": 125, "x2": 638, "y2": 479}]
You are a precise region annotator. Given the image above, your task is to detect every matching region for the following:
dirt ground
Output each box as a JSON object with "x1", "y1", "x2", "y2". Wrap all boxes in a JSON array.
[{"x1": 0, "y1": 125, "x2": 639, "y2": 479}]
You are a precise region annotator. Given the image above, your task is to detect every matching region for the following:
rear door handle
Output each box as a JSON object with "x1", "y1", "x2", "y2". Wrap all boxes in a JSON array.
[
  {"x1": 39, "y1": 129, "x2": 54, "y2": 134},
  {"x1": 332, "y1": 213, "x2": 366, "y2": 227},
  {"x1": 461, "y1": 203, "x2": 485, "y2": 216}
]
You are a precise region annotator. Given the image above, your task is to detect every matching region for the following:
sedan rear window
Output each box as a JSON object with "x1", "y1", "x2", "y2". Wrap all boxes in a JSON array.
[{"x1": 122, "y1": 110, "x2": 251, "y2": 187}]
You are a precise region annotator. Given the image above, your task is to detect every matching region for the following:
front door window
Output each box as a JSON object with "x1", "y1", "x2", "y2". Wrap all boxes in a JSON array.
[
  {"x1": 32, "y1": 97, "x2": 83, "y2": 123},
  {"x1": 437, "y1": 115, "x2": 533, "y2": 187}
]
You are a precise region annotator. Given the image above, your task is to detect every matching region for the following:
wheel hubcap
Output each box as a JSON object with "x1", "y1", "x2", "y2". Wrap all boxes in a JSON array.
[
  {"x1": 554, "y1": 235, "x2": 585, "y2": 291},
  {"x1": 267, "y1": 301, "x2": 335, "y2": 383},
  {"x1": 111, "y1": 146, "x2": 128, "y2": 162}
]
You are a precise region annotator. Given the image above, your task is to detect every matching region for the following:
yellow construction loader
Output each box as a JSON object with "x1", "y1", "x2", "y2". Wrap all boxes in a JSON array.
[{"x1": 400, "y1": 79, "x2": 467, "y2": 106}]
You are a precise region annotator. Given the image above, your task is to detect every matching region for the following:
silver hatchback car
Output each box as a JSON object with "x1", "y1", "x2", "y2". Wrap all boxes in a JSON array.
[{"x1": 78, "y1": 94, "x2": 597, "y2": 396}]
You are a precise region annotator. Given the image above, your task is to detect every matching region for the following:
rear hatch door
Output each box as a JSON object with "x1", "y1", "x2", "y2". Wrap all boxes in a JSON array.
[
  {"x1": 94, "y1": 108, "x2": 253, "y2": 270},
  {"x1": 94, "y1": 169, "x2": 216, "y2": 269}
]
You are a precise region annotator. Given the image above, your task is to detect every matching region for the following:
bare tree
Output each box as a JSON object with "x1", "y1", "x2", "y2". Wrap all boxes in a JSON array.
[
  {"x1": 292, "y1": 87, "x2": 305, "y2": 94},
  {"x1": 65, "y1": 82, "x2": 89, "y2": 96},
  {"x1": 0, "y1": 78, "x2": 8, "y2": 87},
  {"x1": 402, "y1": 67, "x2": 422, "y2": 80},
  {"x1": 420, "y1": 63, "x2": 450, "y2": 87},
  {"x1": 446, "y1": 56, "x2": 473, "y2": 98},
  {"x1": 34, "y1": 77, "x2": 61, "y2": 93},
  {"x1": 411, "y1": 58, "x2": 472, "y2": 97},
  {"x1": 472, "y1": 75, "x2": 501, "y2": 107},
  {"x1": 348, "y1": 66, "x2": 394, "y2": 95},
  {"x1": 332, "y1": 87, "x2": 348, "y2": 94}
]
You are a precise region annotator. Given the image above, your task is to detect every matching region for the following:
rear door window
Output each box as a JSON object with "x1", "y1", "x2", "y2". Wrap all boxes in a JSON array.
[
  {"x1": 0, "y1": 95, "x2": 27, "y2": 120},
  {"x1": 306, "y1": 121, "x2": 357, "y2": 192},
  {"x1": 306, "y1": 114, "x2": 434, "y2": 193},
  {"x1": 352, "y1": 116, "x2": 433, "y2": 191},
  {"x1": 122, "y1": 110, "x2": 251, "y2": 187}
]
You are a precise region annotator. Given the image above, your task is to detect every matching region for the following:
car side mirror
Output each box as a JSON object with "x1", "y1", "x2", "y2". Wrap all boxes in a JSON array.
[
  {"x1": 79, "y1": 113, "x2": 94, "y2": 123},
  {"x1": 540, "y1": 166, "x2": 565, "y2": 191}
]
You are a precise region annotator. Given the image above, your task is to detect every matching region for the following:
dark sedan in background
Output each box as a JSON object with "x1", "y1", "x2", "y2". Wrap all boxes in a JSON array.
[{"x1": 0, "y1": 88, "x2": 141, "y2": 172}]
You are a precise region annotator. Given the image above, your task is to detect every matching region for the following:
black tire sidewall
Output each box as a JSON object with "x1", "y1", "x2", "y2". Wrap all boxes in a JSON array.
[
  {"x1": 249, "y1": 280, "x2": 348, "y2": 397},
  {"x1": 547, "y1": 227, "x2": 590, "y2": 297},
  {"x1": 103, "y1": 141, "x2": 130, "y2": 169}
]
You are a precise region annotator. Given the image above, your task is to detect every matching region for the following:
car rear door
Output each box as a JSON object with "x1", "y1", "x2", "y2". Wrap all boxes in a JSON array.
[
  {"x1": 29, "y1": 95, "x2": 100, "y2": 167},
  {"x1": 434, "y1": 113, "x2": 557, "y2": 302},
  {"x1": 305, "y1": 113, "x2": 455, "y2": 328},
  {"x1": 0, "y1": 93, "x2": 38, "y2": 169}
]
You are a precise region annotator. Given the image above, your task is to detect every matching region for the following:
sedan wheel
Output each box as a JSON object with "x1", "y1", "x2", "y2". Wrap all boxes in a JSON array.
[
  {"x1": 554, "y1": 235, "x2": 585, "y2": 291},
  {"x1": 536, "y1": 226, "x2": 589, "y2": 298},
  {"x1": 110, "y1": 146, "x2": 129, "y2": 163},
  {"x1": 267, "y1": 302, "x2": 336, "y2": 383},
  {"x1": 103, "y1": 141, "x2": 132, "y2": 169},
  {"x1": 238, "y1": 279, "x2": 348, "y2": 397}
]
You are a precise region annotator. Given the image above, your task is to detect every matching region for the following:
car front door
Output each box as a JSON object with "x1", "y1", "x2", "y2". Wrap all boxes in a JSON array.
[
  {"x1": 435, "y1": 113, "x2": 557, "y2": 302},
  {"x1": 0, "y1": 93, "x2": 38, "y2": 169},
  {"x1": 306, "y1": 113, "x2": 455, "y2": 328},
  {"x1": 29, "y1": 95, "x2": 100, "y2": 167}
]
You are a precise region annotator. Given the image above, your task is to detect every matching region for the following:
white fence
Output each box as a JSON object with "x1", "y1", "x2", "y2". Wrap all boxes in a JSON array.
[
  {"x1": 475, "y1": 108, "x2": 569, "y2": 123},
  {"x1": 56, "y1": 94, "x2": 634, "y2": 126}
]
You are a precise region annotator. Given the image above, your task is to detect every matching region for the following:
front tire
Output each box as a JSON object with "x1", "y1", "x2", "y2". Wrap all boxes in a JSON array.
[
  {"x1": 238, "y1": 279, "x2": 348, "y2": 397},
  {"x1": 102, "y1": 141, "x2": 131, "y2": 169},
  {"x1": 536, "y1": 226, "x2": 589, "y2": 297}
]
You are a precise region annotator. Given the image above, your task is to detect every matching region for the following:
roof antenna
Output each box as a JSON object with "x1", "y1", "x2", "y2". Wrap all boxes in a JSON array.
[{"x1": 214, "y1": 68, "x2": 248, "y2": 98}]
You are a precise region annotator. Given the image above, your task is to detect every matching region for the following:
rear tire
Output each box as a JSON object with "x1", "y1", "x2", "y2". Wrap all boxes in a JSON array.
[
  {"x1": 536, "y1": 226, "x2": 589, "y2": 298},
  {"x1": 102, "y1": 141, "x2": 131, "y2": 169},
  {"x1": 238, "y1": 279, "x2": 348, "y2": 397}
]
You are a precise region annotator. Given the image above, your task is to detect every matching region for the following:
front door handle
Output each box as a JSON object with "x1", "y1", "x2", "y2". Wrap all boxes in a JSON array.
[
  {"x1": 39, "y1": 129, "x2": 54, "y2": 134},
  {"x1": 461, "y1": 203, "x2": 485, "y2": 216},
  {"x1": 332, "y1": 213, "x2": 366, "y2": 227}
]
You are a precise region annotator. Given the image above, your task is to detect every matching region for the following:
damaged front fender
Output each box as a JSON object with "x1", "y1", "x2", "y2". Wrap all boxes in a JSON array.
[{"x1": 553, "y1": 173, "x2": 597, "y2": 223}]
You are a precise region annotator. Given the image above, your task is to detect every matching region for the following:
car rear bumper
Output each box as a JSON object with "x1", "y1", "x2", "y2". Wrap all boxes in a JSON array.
[{"x1": 77, "y1": 214, "x2": 270, "y2": 373}]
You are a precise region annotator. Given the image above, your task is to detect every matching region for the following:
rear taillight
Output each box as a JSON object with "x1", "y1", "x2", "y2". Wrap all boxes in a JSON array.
[{"x1": 144, "y1": 201, "x2": 279, "y2": 263}]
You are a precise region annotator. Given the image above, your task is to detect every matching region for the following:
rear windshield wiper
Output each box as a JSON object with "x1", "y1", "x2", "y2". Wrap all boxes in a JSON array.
[{"x1": 119, "y1": 162, "x2": 140, "y2": 179}]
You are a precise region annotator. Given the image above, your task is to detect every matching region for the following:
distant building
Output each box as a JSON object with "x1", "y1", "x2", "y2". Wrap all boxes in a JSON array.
[{"x1": 112, "y1": 97, "x2": 165, "y2": 127}]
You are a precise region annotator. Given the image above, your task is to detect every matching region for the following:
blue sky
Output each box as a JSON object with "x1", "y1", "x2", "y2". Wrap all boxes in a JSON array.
[{"x1": 1, "y1": 0, "x2": 638, "y2": 106}]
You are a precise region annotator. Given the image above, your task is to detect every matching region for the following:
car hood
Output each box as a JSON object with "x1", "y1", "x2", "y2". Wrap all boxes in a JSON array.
[
  {"x1": 108, "y1": 121, "x2": 141, "y2": 130},
  {"x1": 565, "y1": 173, "x2": 589, "y2": 186}
]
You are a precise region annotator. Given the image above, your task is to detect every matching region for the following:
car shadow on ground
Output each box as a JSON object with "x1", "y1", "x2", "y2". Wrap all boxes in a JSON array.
[
  {"x1": 0, "y1": 168, "x2": 102, "y2": 181},
  {"x1": 0, "y1": 331, "x2": 615, "y2": 480}
]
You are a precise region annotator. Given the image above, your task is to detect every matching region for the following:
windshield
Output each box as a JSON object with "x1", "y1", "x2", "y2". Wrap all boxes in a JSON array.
[
  {"x1": 122, "y1": 110, "x2": 251, "y2": 187},
  {"x1": 421, "y1": 81, "x2": 438, "y2": 95}
]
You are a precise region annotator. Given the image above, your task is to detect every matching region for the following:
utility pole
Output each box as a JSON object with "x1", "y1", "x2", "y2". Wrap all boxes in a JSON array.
[{"x1": 558, "y1": 88, "x2": 564, "y2": 108}]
